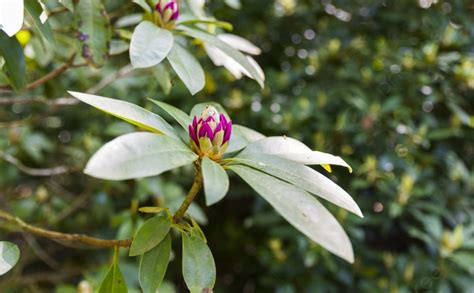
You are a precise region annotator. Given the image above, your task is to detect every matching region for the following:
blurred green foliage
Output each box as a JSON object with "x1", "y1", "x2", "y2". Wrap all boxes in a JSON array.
[{"x1": 0, "y1": 0, "x2": 473, "y2": 292}]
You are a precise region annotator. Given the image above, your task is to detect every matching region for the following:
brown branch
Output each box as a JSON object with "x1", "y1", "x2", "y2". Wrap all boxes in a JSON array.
[
  {"x1": 0, "y1": 96, "x2": 78, "y2": 106},
  {"x1": 0, "y1": 209, "x2": 132, "y2": 249},
  {"x1": 26, "y1": 55, "x2": 78, "y2": 90},
  {"x1": 0, "y1": 54, "x2": 83, "y2": 91},
  {"x1": 0, "y1": 151, "x2": 69, "y2": 177}
]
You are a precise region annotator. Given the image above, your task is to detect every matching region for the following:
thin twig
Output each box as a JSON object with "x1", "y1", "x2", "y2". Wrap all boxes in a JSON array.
[
  {"x1": 0, "y1": 151, "x2": 69, "y2": 177},
  {"x1": 86, "y1": 64, "x2": 134, "y2": 94},
  {"x1": 0, "y1": 209, "x2": 132, "y2": 249},
  {"x1": 0, "y1": 96, "x2": 78, "y2": 106}
]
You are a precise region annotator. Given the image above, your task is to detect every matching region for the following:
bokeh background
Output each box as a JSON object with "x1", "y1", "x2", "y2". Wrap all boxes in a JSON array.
[{"x1": 1, "y1": 0, "x2": 473, "y2": 292}]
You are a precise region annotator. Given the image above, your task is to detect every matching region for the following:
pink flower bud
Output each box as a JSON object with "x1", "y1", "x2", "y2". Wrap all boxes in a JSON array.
[{"x1": 188, "y1": 106, "x2": 232, "y2": 160}]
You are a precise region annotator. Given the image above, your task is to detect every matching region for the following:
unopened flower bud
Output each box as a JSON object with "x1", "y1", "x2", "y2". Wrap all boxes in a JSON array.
[
  {"x1": 155, "y1": 0, "x2": 179, "y2": 26},
  {"x1": 188, "y1": 106, "x2": 232, "y2": 160}
]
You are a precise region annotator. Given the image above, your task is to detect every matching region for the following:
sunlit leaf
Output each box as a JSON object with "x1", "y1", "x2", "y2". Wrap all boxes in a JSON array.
[
  {"x1": 240, "y1": 136, "x2": 352, "y2": 172},
  {"x1": 180, "y1": 26, "x2": 264, "y2": 88},
  {"x1": 130, "y1": 21, "x2": 173, "y2": 68},
  {"x1": 233, "y1": 153, "x2": 362, "y2": 217},
  {"x1": 229, "y1": 165, "x2": 354, "y2": 263},
  {"x1": 68, "y1": 91, "x2": 178, "y2": 138},
  {"x1": 85, "y1": 132, "x2": 197, "y2": 180}
]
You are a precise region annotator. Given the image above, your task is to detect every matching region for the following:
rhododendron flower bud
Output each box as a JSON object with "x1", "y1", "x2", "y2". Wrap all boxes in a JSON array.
[
  {"x1": 155, "y1": 0, "x2": 179, "y2": 26},
  {"x1": 188, "y1": 106, "x2": 232, "y2": 160}
]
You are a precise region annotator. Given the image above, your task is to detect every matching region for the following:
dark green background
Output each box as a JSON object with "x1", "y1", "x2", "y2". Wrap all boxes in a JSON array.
[{"x1": 0, "y1": 0, "x2": 473, "y2": 292}]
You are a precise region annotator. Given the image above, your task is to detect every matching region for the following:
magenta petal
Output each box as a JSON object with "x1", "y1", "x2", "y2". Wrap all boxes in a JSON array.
[
  {"x1": 215, "y1": 123, "x2": 222, "y2": 133},
  {"x1": 192, "y1": 116, "x2": 198, "y2": 129},
  {"x1": 189, "y1": 125, "x2": 198, "y2": 144},
  {"x1": 155, "y1": 2, "x2": 162, "y2": 12},
  {"x1": 198, "y1": 123, "x2": 207, "y2": 138},
  {"x1": 170, "y1": 10, "x2": 179, "y2": 21},
  {"x1": 223, "y1": 122, "x2": 232, "y2": 144},
  {"x1": 220, "y1": 114, "x2": 227, "y2": 126}
]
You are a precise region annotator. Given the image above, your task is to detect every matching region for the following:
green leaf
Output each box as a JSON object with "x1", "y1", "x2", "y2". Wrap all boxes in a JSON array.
[
  {"x1": 130, "y1": 215, "x2": 172, "y2": 256},
  {"x1": 130, "y1": 21, "x2": 174, "y2": 68},
  {"x1": 75, "y1": 0, "x2": 112, "y2": 67},
  {"x1": 240, "y1": 136, "x2": 352, "y2": 172},
  {"x1": 138, "y1": 206, "x2": 164, "y2": 213},
  {"x1": 0, "y1": 241, "x2": 20, "y2": 276},
  {"x1": 233, "y1": 153, "x2": 363, "y2": 217},
  {"x1": 202, "y1": 157, "x2": 229, "y2": 206},
  {"x1": 180, "y1": 26, "x2": 264, "y2": 88},
  {"x1": 139, "y1": 234, "x2": 171, "y2": 293},
  {"x1": 68, "y1": 91, "x2": 178, "y2": 138},
  {"x1": 154, "y1": 64, "x2": 172, "y2": 95},
  {"x1": 98, "y1": 262, "x2": 128, "y2": 293},
  {"x1": 0, "y1": 31, "x2": 26, "y2": 91},
  {"x1": 182, "y1": 231, "x2": 216, "y2": 292},
  {"x1": 229, "y1": 165, "x2": 354, "y2": 263},
  {"x1": 25, "y1": 0, "x2": 54, "y2": 44},
  {"x1": 132, "y1": 0, "x2": 152, "y2": 12},
  {"x1": 59, "y1": 0, "x2": 74, "y2": 12},
  {"x1": 167, "y1": 43, "x2": 205, "y2": 95},
  {"x1": 227, "y1": 125, "x2": 266, "y2": 153},
  {"x1": 177, "y1": 19, "x2": 233, "y2": 31},
  {"x1": 85, "y1": 132, "x2": 197, "y2": 180},
  {"x1": 149, "y1": 99, "x2": 192, "y2": 130},
  {"x1": 450, "y1": 252, "x2": 474, "y2": 273}
]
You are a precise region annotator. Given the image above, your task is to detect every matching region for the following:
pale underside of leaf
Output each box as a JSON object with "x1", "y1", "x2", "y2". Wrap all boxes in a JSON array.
[
  {"x1": 240, "y1": 136, "x2": 352, "y2": 172},
  {"x1": 68, "y1": 91, "x2": 178, "y2": 138},
  {"x1": 84, "y1": 132, "x2": 197, "y2": 180},
  {"x1": 233, "y1": 153, "x2": 363, "y2": 217},
  {"x1": 130, "y1": 21, "x2": 174, "y2": 68},
  {"x1": 229, "y1": 165, "x2": 354, "y2": 263},
  {"x1": 202, "y1": 157, "x2": 229, "y2": 206}
]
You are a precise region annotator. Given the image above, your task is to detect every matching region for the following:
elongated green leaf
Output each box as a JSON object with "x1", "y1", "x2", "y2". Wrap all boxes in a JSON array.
[
  {"x1": 0, "y1": 32, "x2": 26, "y2": 91},
  {"x1": 240, "y1": 136, "x2": 352, "y2": 172},
  {"x1": 59, "y1": 0, "x2": 74, "y2": 12},
  {"x1": 177, "y1": 19, "x2": 233, "y2": 31},
  {"x1": 130, "y1": 215, "x2": 171, "y2": 256},
  {"x1": 132, "y1": 0, "x2": 151, "y2": 12},
  {"x1": 167, "y1": 43, "x2": 205, "y2": 95},
  {"x1": 202, "y1": 157, "x2": 229, "y2": 206},
  {"x1": 0, "y1": 241, "x2": 20, "y2": 276},
  {"x1": 139, "y1": 234, "x2": 171, "y2": 293},
  {"x1": 227, "y1": 125, "x2": 266, "y2": 153},
  {"x1": 149, "y1": 99, "x2": 192, "y2": 130},
  {"x1": 130, "y1": 21, "x2": 174, "y2": 68},
  {"x1": 180, "y1": 26, "x2": 264, "y2": 88},
  {"x1": 229, "y1": 165, "x2": 354, "y2": 263},
  {"x1": 68, "y1": 91, "x2": 178, "y2": 138},
  {"x1": 154, "y1": 64, "x2": 172, "y2": 95},
  {"x1": 85, "y1": 132, "x2": 197, "y2": 180},
  {"x1": 75, "y1": 0, "x2": 112, "y2": 67},
  {"x1": 233, "y1": 153, "x2": 362, "y2": 217},
  {"x1": 98, "y1": 262, "x2": 128, "y2": 293},
  {"x1": 25, "y1": 0, "x2": 54, "y2": 44},
  {"x1": 182, "y1": 232, "x2": 216, "y2": 292}
]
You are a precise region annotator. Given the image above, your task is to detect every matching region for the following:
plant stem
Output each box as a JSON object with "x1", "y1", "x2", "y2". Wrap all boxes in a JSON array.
[
  {"x1": 173, "y1": 166, "x2": 203, "y2": 222},
  {"x1": 0, "y1": 209, "x2": 132, "y2": 248}
]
